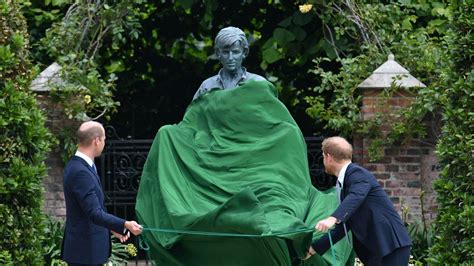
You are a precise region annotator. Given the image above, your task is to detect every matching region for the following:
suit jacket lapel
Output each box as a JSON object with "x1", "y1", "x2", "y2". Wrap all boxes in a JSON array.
[{"x1": 73, "y1": 156, "x2": 103, "y2": 187}]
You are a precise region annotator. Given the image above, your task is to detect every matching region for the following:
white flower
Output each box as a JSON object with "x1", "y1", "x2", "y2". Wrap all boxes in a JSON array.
[{"x1": 299, "y1": 4, "x2": 313, "y2": 13}]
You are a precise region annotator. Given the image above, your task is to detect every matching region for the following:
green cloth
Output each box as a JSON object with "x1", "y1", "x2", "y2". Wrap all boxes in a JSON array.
[{"x1": 135, "y1": 80, "x2": 353, "y2": 265}]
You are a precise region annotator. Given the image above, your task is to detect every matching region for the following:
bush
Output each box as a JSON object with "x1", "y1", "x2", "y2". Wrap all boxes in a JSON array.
[
  {"x1": 43, "y1": 216, "x2": 65, "y2": 265},
  {"x1": 428, "y1": 1, "x2": 474, "y2": 264},
  {"x1": 0, "y1": 1, "x2": 53, "y2": 264}
]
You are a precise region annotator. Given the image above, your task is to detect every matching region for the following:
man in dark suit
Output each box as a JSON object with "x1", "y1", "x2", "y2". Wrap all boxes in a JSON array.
[
  {"x1": 305, "y1": 136, "x2": 411, "y2": 265},
  {"x1": 61, "y1": 121, "x2": 143, "y2": 265}
]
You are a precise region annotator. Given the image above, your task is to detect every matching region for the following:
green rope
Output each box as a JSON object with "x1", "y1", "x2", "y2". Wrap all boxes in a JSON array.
[
  {"x1": 138, "y1": 234, "x2": 150, "y2": 251},
  {"x1": 138, "y1": 226, "x2": 339, "y2": 265},
  {"x1": 328, "y1": 231, "x2": 337, "y2": 266},
  {"x1": 141, "y1": 226, "x2": 314, "y2": 237}
]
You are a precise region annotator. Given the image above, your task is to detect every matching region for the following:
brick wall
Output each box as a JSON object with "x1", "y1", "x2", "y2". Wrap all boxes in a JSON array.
[
  {"x1": 35, "y1": 91, "x2": 78, "y2": 219},
  {"x1": 353, "y1": 88, "x2": 439, "y2": 224}
]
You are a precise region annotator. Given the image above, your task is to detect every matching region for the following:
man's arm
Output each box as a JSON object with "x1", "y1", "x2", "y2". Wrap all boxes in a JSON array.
[
  {"x1": 331, "y1": 169, "x2": 371, "y2": 223},
  {"x1": 311, "y1": 223, "x2": 346, "y2": 255},
  {"x1": 68, "y1": 170, "x2": 141, "y2": 235}
]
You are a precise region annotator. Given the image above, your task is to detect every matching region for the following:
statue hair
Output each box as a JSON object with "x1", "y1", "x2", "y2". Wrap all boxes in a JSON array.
[{"x1": 214, "y1": 26, "x2": 249, "y2": 57}]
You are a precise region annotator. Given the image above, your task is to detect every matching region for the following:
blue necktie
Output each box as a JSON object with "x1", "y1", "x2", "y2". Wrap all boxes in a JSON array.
[
  {"x1": 92, "y1": 164, "x2": 98, "y2": 174},
  {"x1": 336, "y1": 180, "x2": 342, "y2": 203}
]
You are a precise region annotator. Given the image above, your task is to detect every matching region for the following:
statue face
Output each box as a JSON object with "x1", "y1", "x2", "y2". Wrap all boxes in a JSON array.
[{"x1": 217, "y1": 41, "x2": 245, "y2": 72}]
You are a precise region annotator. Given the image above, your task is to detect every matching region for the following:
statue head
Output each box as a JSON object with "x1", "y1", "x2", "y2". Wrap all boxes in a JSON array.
[{"x1": 214, "y1": 27, "x2": 249, "y2": 73}]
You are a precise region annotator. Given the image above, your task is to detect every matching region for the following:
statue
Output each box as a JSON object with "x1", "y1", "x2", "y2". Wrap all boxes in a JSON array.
[
  {"x1": 136, "y1": 26, "x2": 353, "y2": 266},
  {"x1": 192, "y1": 26, "x2": 266, "y2": 100}
]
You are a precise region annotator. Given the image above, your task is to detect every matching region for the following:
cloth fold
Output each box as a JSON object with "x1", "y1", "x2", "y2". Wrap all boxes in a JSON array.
[{"x1": 136, "y1": 80, "x2": 353, "y2": 265}]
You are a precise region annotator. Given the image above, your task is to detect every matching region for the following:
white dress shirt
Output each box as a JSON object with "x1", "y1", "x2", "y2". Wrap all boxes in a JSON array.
[{"x1": 75, "y1": 150, "x2": 94, "y2": 167}]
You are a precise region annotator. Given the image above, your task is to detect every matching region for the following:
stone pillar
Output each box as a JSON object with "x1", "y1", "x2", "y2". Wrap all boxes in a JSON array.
[
  {"x1": 35, "y1": 90, "x2": 68, "y2": 219},
  {"x1": 31, "y1": 63, "x2": 78, "y2": 219},
  {"x1": 353, "y1": 55, "x2": 439, "y2": 224}
]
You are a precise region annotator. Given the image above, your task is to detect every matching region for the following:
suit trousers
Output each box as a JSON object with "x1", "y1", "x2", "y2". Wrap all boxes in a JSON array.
[{"x1": 362, "y1": 245, "x2": 411, "y2": 266}]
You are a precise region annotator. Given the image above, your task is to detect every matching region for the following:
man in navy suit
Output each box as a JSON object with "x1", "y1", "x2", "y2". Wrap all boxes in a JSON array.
[
  {"x1": 305, "y1": 136, "x2": 411, "y2": 265},
  {"x1": 61, "y1": 121, "x2": 143, "y2": 265}
]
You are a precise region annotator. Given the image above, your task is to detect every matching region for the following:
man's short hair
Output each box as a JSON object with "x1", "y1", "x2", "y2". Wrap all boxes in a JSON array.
[
  {"x1": 77, "y1": 125, "x2": 103, "y2": 146},
  {"x1": 322, "y1": 136, "x2": 353, "y2": 162},
  {"x1": 214, "y1": 26, "x2": 249, "y2": 56}
]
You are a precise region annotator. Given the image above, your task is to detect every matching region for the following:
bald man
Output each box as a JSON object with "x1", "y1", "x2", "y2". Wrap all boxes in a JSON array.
[
  {"x1": 61, "y1": 121, "x2": 142, "y2": 265},
  {"x1": 305, "y1": 137, "x2": 411, "y2": 265}
]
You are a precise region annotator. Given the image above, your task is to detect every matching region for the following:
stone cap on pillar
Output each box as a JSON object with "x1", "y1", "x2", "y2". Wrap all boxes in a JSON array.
[
  {"x1": 358, "y1": 54, "x2": 426, "y2": 89},
  {"x1": 30, "y1": 62, "x2": 62, "y2": 92}
]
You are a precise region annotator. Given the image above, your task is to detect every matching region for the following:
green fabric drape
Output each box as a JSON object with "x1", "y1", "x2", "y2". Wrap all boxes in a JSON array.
[{"x1": 136, "y1": 80, "x2": 353, "y2": 265}]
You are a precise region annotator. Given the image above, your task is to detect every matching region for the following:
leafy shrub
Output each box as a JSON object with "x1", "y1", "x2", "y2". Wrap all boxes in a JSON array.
[
  {"x1": 0, "y1": 1, "x2": 52, "y2": 264},
  {"x1": 407, "y1": 221, "x2": 433, "y2": 264},
  {"x1": 43, "y1": 216, "x2": 65, "y2": 265},
  {"x1": 427, "y1": 1, "x2": 474, "y2": 264}
]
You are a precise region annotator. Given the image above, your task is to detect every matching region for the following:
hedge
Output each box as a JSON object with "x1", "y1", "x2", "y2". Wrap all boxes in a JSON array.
[{"x1": 0, "y1": 1, "x2": 52, "y2": 264}]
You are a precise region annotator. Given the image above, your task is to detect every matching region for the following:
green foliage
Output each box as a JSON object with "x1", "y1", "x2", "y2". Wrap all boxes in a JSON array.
[
  {"x1": 401, "y1": 191, "x2": 433, "y2": 264},
  {"x1": 429, "y1": 73, "x2": 474, "y2": 263},
  {"x1": 43, "y1": 216, "x2": 65, "y2": 265},
  {"x1": 0, "y1": 67, "x2": 51, "y2": 265},
  {"x1": 0, "y1": 1, "x2": 53, "y2": 263},
  {"x1": 107, "y1": 237, "x2": 132, "y2": 265},
  {"x1": 22, "y1": 1, "x2": 145, "y2": 161},
  {"x1": 303, "y1": 1, "x2": 451, "y2": 153},
  {"x1": 0, "y1": 1, "x2": 31, "y2": 83},
  {"x1": 303, "y1": 53, "x2": 382, "y2": 138},
  {"x1": 428, "y1": 2, "x2": 474, "y2": 262},
  {"x1": 0, "y1": 2, "x2": 53, "y2": 264},
  {"x1": 38, "y1": 0, "x2": 144, "y2": 121},
  {"x1": 407, "y1": 221, "x2": 433, "y2": 264}
]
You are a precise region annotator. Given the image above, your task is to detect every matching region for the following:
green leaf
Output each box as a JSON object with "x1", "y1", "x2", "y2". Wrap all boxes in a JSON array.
[
  {"x1": 401, "y1": 18, "x2": 412, "y2": 30},
  {"x1": 292, "y1": 11, "x2": 313, "y2": 26},
  {"x1": 273, "y1": 28, "x2": 295, "y2": 46},
  {"x1": 278, "y1": 17, "x2": 292, "y2": 28},
  {"x1": 105, "y1": 60, "x2": 125, "y2": 73},
  {"x1": 177, "y1": 0, "x2": 194, "y2": 10},
  {"x1": 262, "y1": 47, "x2": 282, "y2": 64},
  {"x1": 290, "y1": 26, "x2": 306, "y2": 41}
]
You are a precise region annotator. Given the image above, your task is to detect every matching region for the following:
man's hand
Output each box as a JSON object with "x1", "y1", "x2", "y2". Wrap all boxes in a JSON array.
[
  {"x1": 125, "y1": 220, "x2": 143, "y2": 236},
  {"x1": 112, "y1": 230, "x2": 130, "y2": 243},
  {"x1": 315, "y1": 216, "x2": 337, "y2": 232},
  {"x1": 303, "y1": 246, "x2": 316, "y2": 260}
]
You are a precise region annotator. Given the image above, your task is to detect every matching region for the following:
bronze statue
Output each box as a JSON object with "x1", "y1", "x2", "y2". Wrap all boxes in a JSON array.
[{"x1": 192, "y1": 26, "x2": 266, "y2": 100}]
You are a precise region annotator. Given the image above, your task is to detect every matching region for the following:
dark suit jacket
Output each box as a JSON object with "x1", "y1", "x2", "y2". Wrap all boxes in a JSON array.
[
  {"x1": 311, "y1": 163, "x2": 411, "y2": 262},
  {"x1": 61, "y1": 156, "x2": 125, "y2": 264}
]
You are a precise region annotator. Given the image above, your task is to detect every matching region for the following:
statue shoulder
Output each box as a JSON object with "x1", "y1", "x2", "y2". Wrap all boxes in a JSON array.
[
  {"x1": 246, "y1": 72, "x2": 267, "y2": 82},
  {"x1": 193, "y1": 74, "x2": 220, "y2": 101},
  {"x1": 199, "y1": 74, "x2": 220, "y2": 90}
]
